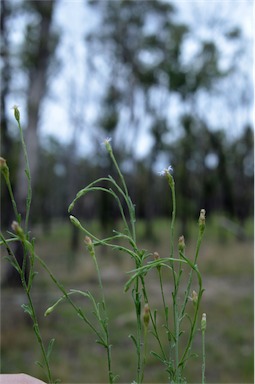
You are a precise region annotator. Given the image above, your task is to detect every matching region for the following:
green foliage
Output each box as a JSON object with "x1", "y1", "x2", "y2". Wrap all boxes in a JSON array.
[{"x1": 1, "y1": 111, "x2": 208, "y2": 383}]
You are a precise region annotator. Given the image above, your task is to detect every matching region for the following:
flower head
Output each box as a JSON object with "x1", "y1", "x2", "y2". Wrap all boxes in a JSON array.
[
  {"x1": 101, "y1": 137, "x2": 112, "y2": 146},
  {"x1": 104, "y1": 137, "x2": 112, "y2": 144},
  {"x1": 102, "y1": 137, "x2": 112, "y2": 152},
  {"x1": 158, "y1": 165, "x2": 173, "y2": 176}
]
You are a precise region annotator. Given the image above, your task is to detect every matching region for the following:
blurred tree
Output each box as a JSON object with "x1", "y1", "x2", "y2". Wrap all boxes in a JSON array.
[
  {"x1": 229, "y1": 125, "x2": 254, "y2": 222},
  {"x1": 16, "y1": 0, "x2": 58, "y2": 213},
  {"x1": 2, "y1": 0, "x2": 58, "y2": 286},
  {"x1": 86, "y1": 0, "x2": 249, "y2": 236},
  {"x1": 86, "y1": 0, "x2": 188, "y2": 234},
  {"x1": 1, "y1": 0, "x2": 16, "y2": 228}
]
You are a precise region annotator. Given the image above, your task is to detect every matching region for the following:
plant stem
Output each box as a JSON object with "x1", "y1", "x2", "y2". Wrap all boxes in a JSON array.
[
  {"x1": 5, "y1": 178, "x2": 21, "y2": 223},
  {"x1": 26, "y1": 288, "x2": 53, "y2": 383},
  {"x1": 12, "y1": 239, "x2": 54, "y2": 383},
  {"x1": 202, "y1": 328, "x2": 206, "y2": 384},
  {"x1": 158, "y1": 268, "x2": 172, "y2": 358},
  {"x1": 89, "y1": 243, "x2": 114, "y2": 384},
  {"x1": 17, "y1": 118, "x2": 32, "y2": 232},
  {"x1": 134, "y1": 271, "x2": 142, "y2": 384}
]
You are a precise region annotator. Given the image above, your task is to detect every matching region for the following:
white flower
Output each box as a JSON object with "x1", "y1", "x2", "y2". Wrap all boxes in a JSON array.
[
  {"x1": 158, "y1": 165, "x2": 173, "y2": 176},
  {"x1": 101, "y1": 137, "x2": 112, "y2": 152},
  {"x1": 102, "y1": 137, "x2": 112, "y2": 145}
]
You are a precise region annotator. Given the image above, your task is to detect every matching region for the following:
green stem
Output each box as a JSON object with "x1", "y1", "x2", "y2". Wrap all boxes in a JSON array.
[
  {"x1": 180, "y1": 230, "x2": 204, "y2": 319},
  {"x1": 139, "y1": 275, "x2": 168, "y2": 368},
  {"x1": 179, "y1": 259, "x2": 203, "y2": 368},
  {"x1": 167, "y1": 174, "x2": 180, "y2": 378},
  {"x1": 26, "y1": 289, "x2": 53, "y2": 383},
  {"x1": 108, "y1": 148, "x2": 136, "y2": 242},
  {"x1": 34, "y1": 252, "x2": 104, "y2": 343},
  {"x1": 89, "y1": 245, "x2": 113, "y2": 384},
  {"x1": 1, "y1": 233, "x2": 53, "y2": 382},
  {"x1": 134, "y1": 272, "x2": 142, "y2": 384},
  {"x1": 172, "y1": 289, "x2": 180, "y2": 381},
  {"x1": 158, "y1": 268, "x2": 172, "y2": 352},
  {"x1": 4, "y1": 178, "x2": 21, "y2": 223},
  {"x1": 202, "y1": 328, "x2": 206, "y2": 384},
  {"x1": 17, "y1": 118, "x2": 32, "y2": 232}
]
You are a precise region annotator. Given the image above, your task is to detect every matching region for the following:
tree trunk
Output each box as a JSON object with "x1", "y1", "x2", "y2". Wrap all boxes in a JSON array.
[{"x1": 4, "y1": 1, "x2": 56, "y2": 287}]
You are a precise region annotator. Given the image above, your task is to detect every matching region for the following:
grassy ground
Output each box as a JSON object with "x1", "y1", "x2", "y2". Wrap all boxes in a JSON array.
[{"x1": 1, "y1": 217, "x2": 254, "y2": 383}]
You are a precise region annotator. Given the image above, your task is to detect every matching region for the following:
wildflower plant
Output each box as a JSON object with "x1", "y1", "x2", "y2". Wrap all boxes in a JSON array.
[{"x1": 1, "y1": 109, "x2": 207, "y2": 384}]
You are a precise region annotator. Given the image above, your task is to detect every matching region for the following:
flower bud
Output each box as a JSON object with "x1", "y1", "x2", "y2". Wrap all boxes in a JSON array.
[
  {"x1": 153, "y1": 252, "x2": 161, "y2": 270},
  {"x1": 199, "y1": 209, "x2": 206, "y2": 234},
  {"x1": 178, "y1": 235, "x2": 185, "y2": 252},
  {"x1": 0, "y1": 157, "x2": 9, "y2": 180},
  {"x1": 11, "y1": 221, "x2": 25, "y2": 240},
  {"x1": 84, "y1": 236, "x2": 92, "y2": 245},
  {"x1": 143, "y1": 303, "x2": 150, "y2": 328},
  {"x1": 166, "y1": 171, "x2": 175, "y2": 190},
  {"x1": 44, "y1": 306, "x2": 55, "y2": 317},
  {"x1": 69, "y1": 215, "x2": 81, "y2": 228},
  {"x1": 84, "y1": 236, "x2": 95, "y2": 256},
  {"x1": 12, "y1": 105, "x2": 20, "y2": 123},
  {"x1": 191, "y1": 290, "x2": 198, "y2": 305},
  {"x1": 201, "y1": 313, "x2": 207, "y2": 331}
]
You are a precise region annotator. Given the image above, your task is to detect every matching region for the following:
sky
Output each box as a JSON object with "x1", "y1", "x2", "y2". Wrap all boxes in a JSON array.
[{"x1": 7, "y1": 0, "x2": 254, "y2": 159}]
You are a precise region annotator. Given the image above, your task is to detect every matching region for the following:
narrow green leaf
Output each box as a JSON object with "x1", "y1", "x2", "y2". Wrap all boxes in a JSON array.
[
  {"x1": 129, "y1": 334, "x2": 138, "y2": 348},
  {"x1": 47, "y1": 338, "x2": 55, "y2": 360},
  {"x1": 96, "y1": 339, "x2": 107, "y2": 348},
  {"x1": 21, "y1": 304, "x2": 32, "y2": 316},
  {"x1": 35, "y1": 360, "x2": 44, "y2": 369},
  {"x1": 150, "y1": 351, "x2": 165, "y2": 363}
]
